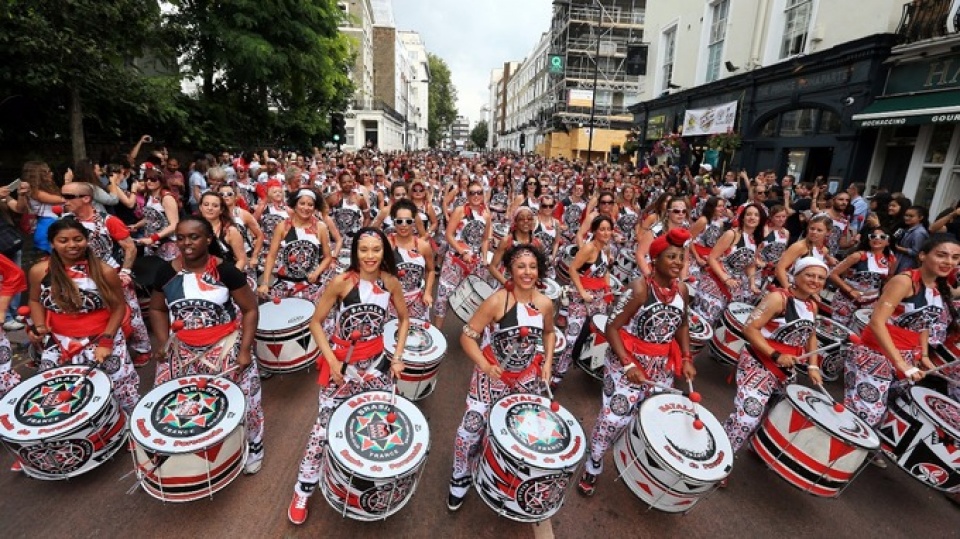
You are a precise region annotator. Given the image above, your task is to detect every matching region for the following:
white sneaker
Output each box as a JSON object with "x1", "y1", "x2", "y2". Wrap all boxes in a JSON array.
[
  {"x1": 244, "y1": 458, "x2": 263, "y2": 475},
  {"x1": 3, "y1": 320, "x2": 24, "y2": 331}
]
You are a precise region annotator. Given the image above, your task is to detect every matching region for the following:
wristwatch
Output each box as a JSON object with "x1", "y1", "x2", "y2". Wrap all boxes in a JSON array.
[{"x1": 770, "y1": 351, "x2": 782, "y2": 362}]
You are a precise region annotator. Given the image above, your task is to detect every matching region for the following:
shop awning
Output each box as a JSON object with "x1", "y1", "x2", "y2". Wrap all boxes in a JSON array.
[{"x1": 853, "y1": 92, "x2": 960, "y2": 128}]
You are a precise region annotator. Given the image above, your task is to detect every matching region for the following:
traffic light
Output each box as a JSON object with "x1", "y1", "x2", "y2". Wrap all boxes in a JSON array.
[
  {"x1": 330, "y1": 112, "x2": 346, "y2": 145},
  {"x1": 626, "y1": 44, "x2": 648, "y2": 76}
]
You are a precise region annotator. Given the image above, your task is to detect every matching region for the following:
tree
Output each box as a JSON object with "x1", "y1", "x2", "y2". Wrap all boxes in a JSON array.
[
  {"x1": 169, "y1": 0, "x2": 354, "y2": 149},
  {"x1": 470, "y1": 121, "x2": 489, "y2": 150},
  {"x1": 427, "y1": 53, "x2": 457, "y2": 148},
  {"x1": 0, "y1": 0, "x2": 176, "y2": 161}
]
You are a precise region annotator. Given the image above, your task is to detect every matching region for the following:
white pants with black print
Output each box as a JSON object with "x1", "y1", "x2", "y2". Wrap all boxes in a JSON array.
[
  {"x1": 843, "y1": 345, "x2": 914, "y2": 427},
  {"x1": 584, "y1": 350, "x2": 673, "y2": 475},
  {"x1": 722, "y1": 350, "x2": 791, "y2": 453}
]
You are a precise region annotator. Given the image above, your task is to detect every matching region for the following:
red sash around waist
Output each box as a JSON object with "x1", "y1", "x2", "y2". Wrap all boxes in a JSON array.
[
  {"x1": 706, "y1": 268, "x2": 733, "y2": 301},
  {"x1": 47, "y1": 309, "x2": 110, "y2": 338},
  {"x1": 693, "y1": 244, "x2": 712, "y2": 258},
  {"x1": 579, "y1": 275, "x2": 609, "y2": 291},
  {"x1": 619, "y1": 329, "x2": 683, "y2": 377},
  {"x1": 317, "y1": 335, "x2": 385, "y2": 386},
  {"x1": 751, "y1": 341, "x2": 805, "y2": 383},
  {"x1": 483, "y1": 346, "x2": 543, "y2": 387},
  {"x1": 861, "y1": 323, "x2": 921, "y2": 380},
  {"x1": 176, "y1": 320, "x2": 239, "y2": 347}
]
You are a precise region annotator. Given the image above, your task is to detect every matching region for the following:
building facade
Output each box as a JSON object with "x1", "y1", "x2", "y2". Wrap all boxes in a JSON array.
[
  {"x1": 501, "y1": 32, "x2": 552, "y2": 154},
  {"x1": 632, "y1": 0, "x2": 904, "y2": 185},
  {"x1": 852, "y1": 0, "x2": 960, "y2": 216}
]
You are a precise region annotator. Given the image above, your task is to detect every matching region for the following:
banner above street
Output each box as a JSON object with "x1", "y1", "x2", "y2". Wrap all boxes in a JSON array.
[{"x1": 682, "y1": 101, "x2": 738, "y2": 137}]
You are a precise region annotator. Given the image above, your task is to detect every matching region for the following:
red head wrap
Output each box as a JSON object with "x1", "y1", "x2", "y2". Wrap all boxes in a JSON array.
[{"x1": 649, "y1": 228, "x2": 691, "y2": 260}]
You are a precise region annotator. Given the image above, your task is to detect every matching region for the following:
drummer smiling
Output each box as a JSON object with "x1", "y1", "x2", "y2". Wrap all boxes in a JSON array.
[{"x1": 578, "y1": 228, "x2": 695, "y2": 496}]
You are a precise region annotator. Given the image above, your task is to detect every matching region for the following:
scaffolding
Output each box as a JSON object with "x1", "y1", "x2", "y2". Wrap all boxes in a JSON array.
[{"x1": 547, "y1": 0, "x2": 645, "y2": 131}]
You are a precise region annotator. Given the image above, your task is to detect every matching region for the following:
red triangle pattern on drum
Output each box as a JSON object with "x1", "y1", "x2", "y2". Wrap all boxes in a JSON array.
[
  {"x1": 199, "y1": 441, "x2": 223, "y2": 462},
  {"x1": 879, "y1": 412, "x2": 908, "y2": 444},
  {"x1": 827, "y1": 437, "x2": 856, "y2": 462},
  {"x1": 634, "y1": 479, "x2": 653, "y2": 496},
  {"x1": 724, "y1": 331, "x2": 739, "y2": 344},
  {"x1": 267, "y1": 343, "x2": 284, "y2": 359},
  {"x1": 788, "y1": 410, "x2": 813, "y2": 434}
]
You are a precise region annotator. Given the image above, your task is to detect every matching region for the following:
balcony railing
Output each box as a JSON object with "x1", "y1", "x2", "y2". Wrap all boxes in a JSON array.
[{"x1": 896, "y1": 0, "x2": 958, "y2": 45}]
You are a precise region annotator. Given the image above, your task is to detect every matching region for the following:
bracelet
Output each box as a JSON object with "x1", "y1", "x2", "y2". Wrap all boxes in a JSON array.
[
  {"x1": 807, "y1": 365, "x2": 820, "y2": 371},
  {"x1": 96, "y1": 334, "x2": 114, "y2": 348},
  {"x1": 120, "y1": 268, "x2": 132, "y2": 275},
  {"x1": 462, "y1": 324, "x2": 482, "y2": 340},
  {"x1": 903, "y1": 366, "x2": 920, "y2": 377},
  {"x1": 622, "y1": 363, "x2": 636, "y2": 372}
]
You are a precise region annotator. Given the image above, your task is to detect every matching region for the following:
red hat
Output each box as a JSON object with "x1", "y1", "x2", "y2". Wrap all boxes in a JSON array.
[{"x1": 649, "y1": 228, "x2": 691, "y2": 260}]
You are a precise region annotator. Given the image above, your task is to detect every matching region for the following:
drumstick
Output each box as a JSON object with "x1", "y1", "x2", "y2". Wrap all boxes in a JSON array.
[
  {"x1": 58, "y1": 360, "x2": 100, "y2": 402},
  {"x1": 639, "y1": 379, "x2": 683, "y2": 395},
  {"x1": 340, "y1": 330, "x2": 362, "y2": 381},
  {"x1": 386, "y1": 382, "x2": 398, "y2": 424},
  {"x1": 794, "y1": 333, "x2": 863, "y2": 360},
  {"x1": 814, "y1": 383, "x2": 847, "y2": 413},
  {"x1": 195, "y1": 365, "x2": 241, "y2": 389},
  {"x1": 543, "y1": 380, "x2": 560, "y2": 412},
  {"x1": 686, "y1": 380, "x2": 705, "y2": 431}
]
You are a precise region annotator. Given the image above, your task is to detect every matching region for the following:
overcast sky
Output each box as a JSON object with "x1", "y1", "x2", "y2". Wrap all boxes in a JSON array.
[{"x1": 393, "y1": 0, "x2": 554, "y2": 127}]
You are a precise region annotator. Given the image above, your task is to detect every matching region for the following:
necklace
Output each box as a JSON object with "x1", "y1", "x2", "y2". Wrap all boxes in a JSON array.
[{"x1": 648, "y1": 275, "x2": 679, "y2": 304}]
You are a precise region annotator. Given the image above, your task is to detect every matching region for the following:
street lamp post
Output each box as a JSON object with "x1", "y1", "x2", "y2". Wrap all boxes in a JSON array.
[{"x1": 586, "y1": 0, "x2": 603, "y2": 164}]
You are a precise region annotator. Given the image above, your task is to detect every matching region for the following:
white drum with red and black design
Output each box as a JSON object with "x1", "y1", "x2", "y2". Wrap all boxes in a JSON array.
[
  {"x1": 320, "y1": 391, "x2": 430, "y2": 520},
  {"x1": 877, "y1": 386, "x2": 960, "y2": 492},
  {"x1": 385, "y1": 319, "x2": 447, "y2": 401},
  {"x1": 491, "y1": 223, "x2": 510, "y2": 249},
  {"x1": 475, "y1": 393, "x2": 586, "y2": 522},
  {"x1": 536, "y1": 332, "x2": 567, "y2": 359},
  {"x1": 750, "y1": 384, "x2": 879, "y2": 497},
  {"x1": 450, "y1": 275, "x2": 495, "y2": 323},
  {"x1": 819, "y1": 286, "x2": 836, "y2": 317},
  {"x1": 850, "y1": 308, "x2": 873, "y2": 335},
  {"x1": 611, "y1": 247, "x2": 638, "y2": 286},
  {"x1": 0, "y1": 366, "x2": 127, "y2": 480},
  {"x1": 688, "y1": 310, "x2": 714, "y2": 355},
  {"x1": 815, "y1": 317, "x2": 855, "y2": 382},
  {"x1": 256, "y1": 298, "x2": 319, "y2": 373},
  {"x1": 576, "y1": 314, "x2": 608, "y2": 381},
  {"x1": 614, "y1": 393, "x2": 733, "y2": 513},
  {"x1": 555, "y1": 245, "x2": 578, "y2": 286},
  {"x1": 708, "y1": 302, "x2": 752, "y2": 366},
  {"x1": 336, "y1": 248, "x2": 352, "y2": 274},
  {"x1": 129, "y1": 375, "x2": 247, "y2": 502},
  {"x1": 541, "y1": 278, "x2": 562, "y2": 313}
]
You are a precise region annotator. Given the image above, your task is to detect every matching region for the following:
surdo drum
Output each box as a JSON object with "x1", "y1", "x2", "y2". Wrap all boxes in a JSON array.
[
  {"x1": 0, "y1": 366, "x2": 127, "y2": 480},
  {"x1": 384, "y1": 319, "x2": 447, "y2": 401},
  {"x1": 475, "y1": 393, "x2": 586, "y2": 522},
  {"x1": 750, "y1": 384, "x2": 880, "y2": 497},
  {"x1": 708, "y1": 302, "x2": 753, "y2": 366},
  {"x1": 450, "y1": 275, "x2": 495, "y2": 323},
  {"x1": 815, "y1": 317, "x2": 855, "y2": 382},
  {"x1": 611, "y1": 247, "x2": 638, "y2": 286},
  {"x1": 849, "y1": 308, "x2": 873, "y2": 335},
  {"x1": 688, "y1": 310, "x2": 714, "y2": 355},
  {"x1": 877, "y1": 386, "x2": 960, "y2": 492},
  {"x1": 576, "y1": 314, "x2": 609, "y2": 381},
  {"x1": 818, "y1": 286, "x2": 836, "y2": 317},
  {"x1": 541, "y1": 278, "x2": 562, "y2": 313},
  {"x1": 129, "y1": 375, "x2": 247, "y2": 502},
  {"x1": 491, "y1": 223, "x2": 510, "y2": 249},
  {"x1": 555, "y1": 245, "x2": 578, "y2": 286},
  {"x1": 614, "y1": 392, "x2": 733, "y2": 512},
  {"x1": 336, "y1": 248, "x2": 352, "y2": 274},
  {"x1": 256, "y1": 298, "x2": 320, "y2": 373},
  {"x1": 321, "y1": 391, "x2": 430, "y2": 520}
]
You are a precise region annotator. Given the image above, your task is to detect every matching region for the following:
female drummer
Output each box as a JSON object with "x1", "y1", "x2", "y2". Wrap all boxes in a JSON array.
[
  {"x1": 693, "y1": 203, "x2": 764, "y2": 325},
  {"x1": 258, "y1": 189, "x2": 332, "y2": 302},
  {"x1": 828, "y1": 227, "x2": 895, "y2": 327},
  {"x1": 533, "y1": 195, "x2": 560, "y2": 265},
  {"x1": 488, "y1": 207, "x2": 543, "y2": 287},
  {"x1": 198, "y1": 192, "x2": 248, "y2": 271},
  {"x1": 721, "y1": 257, "x2": 827, "y2": 458},
  {"x1": 552, "y1": 215, "x2": 614, "y2": 387},
  {"x1": 433, "y1": 181, "x2": 492, "y2": 328},
  {"x1": 27, "y1": 219, "x2": 140, "y2": 412},
  {"x1": 636, "y1": 196, "x2": 689, "y2": 279},
  {"x1": 447, "y1": 244, "x2": 556, "y2": 511},
  {"x1": 253, "y1": 180, "x2": 289, "y2": 269},
  {"x1": 775, "y1": 214, "x2": 834, "y2": 288},
  {"x1": 577, "y1": 229, "x2": 696, "y2": 496},
  {"x1": 688, "y1": 196, "x2": 730, "y2": 276},
  {"x1": 844, "y1": 238, "x2": 960, "y2": 430},
  {"x1": 757, "y1": 205, "x2": 791, "y2": 290},
  {"x1": 135, "y1": 167, "x2": 180, "y2": 261},
  {"x1": 218, "y1": 183, "x2": 264, "y2": 275},
  {"x1": 508, "y1": 176, "x2": 541, "y2": 217},
  {"x1": 0, "y1": 254, "x2": 26, "y2": 398},
  {"x1": 388, "y1": 200, "x2": 435, "y2": 320},
  {"x1": 149, "y1": 216, "x2": 264, "y2": 475},
  {"x1": 288, "y1": 228, "x2": 409, "y2": 525},
  {"x1": 489, "y1": 172, "x2": 511, "y2": 224}
]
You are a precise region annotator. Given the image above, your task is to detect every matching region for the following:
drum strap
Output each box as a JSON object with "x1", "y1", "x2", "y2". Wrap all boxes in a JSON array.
[
  {"x1": 750, "y1": 341, "x2": 804, "y2": 383},
  {"x1": 482, "y1": 346, "x2": 543, "y2": 387},
  {"x1": 167, "y1": 326, "x2": 240, "y2": 378},
  {"x1": 318, "y1": 336, "x2": 386, "y2": 386},
  {"x1": 705, "y1": 268, "x2": 733, "y2": 301},
  {"x1": 619, "y1": 329, "x2": 683, "y2": 377}
]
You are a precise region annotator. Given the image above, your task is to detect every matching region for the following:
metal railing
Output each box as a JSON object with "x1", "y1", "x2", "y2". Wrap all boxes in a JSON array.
[
  {"x1": 896, "y1": 0, "x2": 956, "y2": 44},
  {"x1": 568, "y1": 5, "x2": 645, "y2": 27}
]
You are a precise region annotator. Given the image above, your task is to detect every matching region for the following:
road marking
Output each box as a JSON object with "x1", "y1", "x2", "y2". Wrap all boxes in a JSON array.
[{"x1": 533, "y1": 518, "x2": 554, "y2": 539}]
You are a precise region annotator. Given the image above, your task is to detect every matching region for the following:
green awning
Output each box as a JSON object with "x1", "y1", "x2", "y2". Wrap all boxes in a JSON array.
[{"x1": 853, "y1": 92, "x2": 960, "y2": 127}]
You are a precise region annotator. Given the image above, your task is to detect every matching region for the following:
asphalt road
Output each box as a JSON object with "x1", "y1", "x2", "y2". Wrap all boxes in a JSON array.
[{"x1": 0, "y1": 315, "x2": 957, "y2": 539}]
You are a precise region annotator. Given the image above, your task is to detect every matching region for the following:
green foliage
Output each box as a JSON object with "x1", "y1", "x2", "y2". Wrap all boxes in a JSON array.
[
  {"x1": 470, "y1": 120, "x2": 489, "y2": 150},
  {"x1": 427, "y1": 53, "x2": 457, "y2": 148}
]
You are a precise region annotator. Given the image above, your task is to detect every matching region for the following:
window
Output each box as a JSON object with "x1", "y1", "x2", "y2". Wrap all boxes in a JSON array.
[
  {"x1": 660, "y1": 26, "x2": 677, "y2": 94},
  {"x1": 758, "y1": 108, "x2": 841, "y2": 138},
  {"x1": 705, "y1": 0, "x2": 729, "y2": 83},
  {"x1": 780, "y1": 0, "x2": 812, "y2": 58}
]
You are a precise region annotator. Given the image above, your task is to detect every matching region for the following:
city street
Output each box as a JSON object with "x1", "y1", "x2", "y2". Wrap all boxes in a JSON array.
[{"x1": 0, "y1": 316, "x2": 955, "y2": 539}]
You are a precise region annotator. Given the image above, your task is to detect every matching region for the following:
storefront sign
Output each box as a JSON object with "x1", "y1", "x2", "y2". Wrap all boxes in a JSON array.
[
  {"x1": 646, "y1": 115, "x2": 665, "y2": 140},
  {"x1": 755, "y1": 67, "x2": 853, "y2": 100},
  {"x1": 682, "y1": 101, "x2": 738, "y2": 137},
  {"x1": 887, "y1": 53, "x2": 960, "y2": 95}
]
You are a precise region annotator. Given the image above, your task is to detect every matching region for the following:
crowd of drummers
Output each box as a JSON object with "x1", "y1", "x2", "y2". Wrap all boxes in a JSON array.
[{"x1": 1, "y1": 145, "x2": 958, "y2": 523}]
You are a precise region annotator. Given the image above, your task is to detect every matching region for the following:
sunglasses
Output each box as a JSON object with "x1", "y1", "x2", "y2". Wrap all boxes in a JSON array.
[
  {"x1": 756, "y1": 191, "x2": 767, "y2": 195},
  {"x1": 469, "y1": 190, "x2": 483, "y2": 196},
  {"x1": 599, "y1": 200, "x2": 614, "y2": 205},
  {"x1": 220, "y1": 191, "x2": 235, "y2": 197},
  {"x1": 394, "y1": 218, "x2": 415, "y2": 226},
  {"x1": 146, "y1": 177, "x2": 160, "y2": 182},
  {"x1": 869, "y1": 233, "x2": 889, "y2": 241},
  {"x1": 61, "y1": 193, "x2": 85, "y2": 200},
  {"x1": 670, "y1": 208, "x2": 688, "y2": 214},
  {"x1": 541, "y1": 203, "x2": 555, "y2": 209},
  {"x1": 527, "y1": 182, "x2": 537, "y2": 186},
  {"x1": 412, "y1": 187, "x2": 425, "y2": 192}
]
